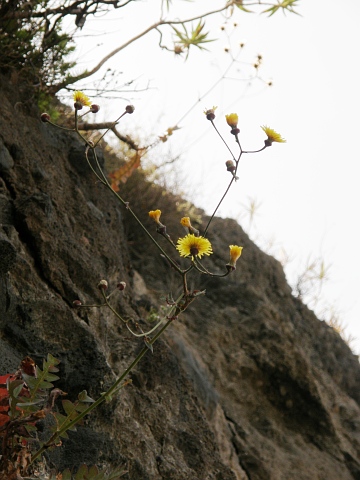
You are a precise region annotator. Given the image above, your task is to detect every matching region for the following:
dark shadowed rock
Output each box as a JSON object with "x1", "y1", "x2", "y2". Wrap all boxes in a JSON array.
[{"x1": 1, "y1": 75, "x2": 360, "y2": 480}]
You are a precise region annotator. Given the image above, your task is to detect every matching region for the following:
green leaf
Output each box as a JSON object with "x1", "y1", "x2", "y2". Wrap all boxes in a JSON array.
[
  {"x1": 88, "y1": 465, "x2": 99, "y2": 476},
  {"x1": 62, "y1": 399, "x2": 77, "y2": 416},
  {"x1": 16, "y1": 398, "x2": 44, "y2": 408},
  {"x1": 75, "y1": 402, "x2": 90, "y2": 413},
  {"x1": 106, "y1": 466, "x2": 128, "y2": 479},
  {"x1": 236, "y1": 4, "x2": 254, "y2": 13},
  {"x1": 75, "y1": 464, "x2": 88, "y2": 479},
  {"x1": 78, "y1": 390, "x2": 95, "y2": 403},
  {"x1": 12, "y1": 382, "x2": 24, "y2": 398},
  {"x1": 60, "y1": 469, "x2": 72, "y2": 480}
]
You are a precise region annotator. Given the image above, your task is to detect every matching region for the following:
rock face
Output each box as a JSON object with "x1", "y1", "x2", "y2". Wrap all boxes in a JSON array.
[{"x1": 1, "y1": 77, "x2": 360, "y2": 480}]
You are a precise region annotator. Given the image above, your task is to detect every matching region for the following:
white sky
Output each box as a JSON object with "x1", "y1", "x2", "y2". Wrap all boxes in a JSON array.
[{"x1": 64, "y1": 0, "x2": 360, "y2": 354}]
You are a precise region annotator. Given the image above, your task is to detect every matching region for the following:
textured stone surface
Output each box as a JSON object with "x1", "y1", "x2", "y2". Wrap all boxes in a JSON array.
[{"x1": 1, "y1": 76, "x2": 360, "y2": 479}]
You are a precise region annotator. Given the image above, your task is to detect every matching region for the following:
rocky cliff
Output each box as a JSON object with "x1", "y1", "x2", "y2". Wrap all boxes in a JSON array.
[{"x1": 1, "y1": 77, "x2": 360, "y2": 480}]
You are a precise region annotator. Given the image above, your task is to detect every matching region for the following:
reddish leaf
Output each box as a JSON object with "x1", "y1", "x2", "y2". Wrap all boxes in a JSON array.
[{"x1": 0, "y1": 374, "x2": 15, "y2": 385}]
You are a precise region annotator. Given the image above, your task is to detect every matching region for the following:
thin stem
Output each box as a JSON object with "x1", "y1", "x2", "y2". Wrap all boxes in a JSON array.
[
  {"x1": 101, "y1": 290, "x2": 127, "y2": 324},
  {"x1": 194, "y1": 258, "x2": 231, "y2": 278},
  {"x1": 203, "y1": 175, "x2": 236, "y2": 237},
  {"x1": 210, "y1": 120, "x2": 237, "y2": 160},
  {"x1": 125, "y1": 317, "x2": 166, "y2": 337},
  {"x1": 84, "y1": 148, "x2": 107, "y2": 185},
  {"x1": 81, "y1": 141, "x2": 183, "y2": 274},
  {"x1": 93, "y1": 111, "x2": 127, "y2": 147},
  {"x1": 242, "y1": 145, "x2": 267, "y2": 154}
]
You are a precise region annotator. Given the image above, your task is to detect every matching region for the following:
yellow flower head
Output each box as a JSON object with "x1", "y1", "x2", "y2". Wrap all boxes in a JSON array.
[
  {"x1": 229, "y1": 245, "x2": 243, "y2": 266},
  {"x1": 261, "y1": 126, "x2": 286, "y2": 144},
  {"x1": 149, "y1": 209, "x2": 162, "y2": 224},
  {"x1": 225, "y1": 113, "x2": 239, "y2": 128},
  {"x1": 177, "y1": 234, "x2": 213, "y2": 259},
  {"x1": 180, "y1": 217, "x2": 191, "y2": 228},
  {"x1": 73, "y1": 90, "x2": 92, "y2": 108}
]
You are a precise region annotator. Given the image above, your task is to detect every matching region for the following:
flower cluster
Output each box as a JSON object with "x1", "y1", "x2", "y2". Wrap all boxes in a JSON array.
[{"x1": 148, "y1": 211, "x2": 243, "y2": 272}]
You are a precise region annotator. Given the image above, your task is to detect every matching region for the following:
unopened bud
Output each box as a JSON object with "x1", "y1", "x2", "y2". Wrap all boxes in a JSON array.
[
  {"x1": 226, "y1": 160, "x2": 236, "y2": 173},
  {"x1": 117, "y1": 281, "x2": 126, "y2": 291},
  {"x1": 125, "y1": 105, "x2": 135, "y2": 114},
  {"x1": 174, "y1": 45, "x2": 183, "y2": 55},
  {"x1": 73, "y1": 300, "x2": 82, "y2": 307},
  {"x1": 204, "y1": 107, "x2": 217, "y2": 121},
  {"x1": 90, "y1": 104, "x2": 100, "y2": 113},
  {"x1": 98, "y1": 279, "x2": 108, "y2": 290},
  {"x1": 156, "y1": 224, "x2": 167, "y2": 236},
  {"x1": 41, "y1": 113, "x2": 50, "y2": 122}
]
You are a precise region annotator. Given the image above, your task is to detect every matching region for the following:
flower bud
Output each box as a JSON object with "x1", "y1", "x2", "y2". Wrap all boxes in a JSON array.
[
  {"x1": 98, "y1": 279, "x2": 108, "y2": 290},
  {"x1": 226, "y1": 160, "x2": 236, "y2": 173},
  {"x1": 174, "y1": 45, "x2": 183, "y2": 55},
  {"x1": 90, "y1": 104, "x2": 100, "y2": 113},
  {"x1": 204, "y1": 106, "x2": 217, "y2": 121},
  {"x1": 117, "y1": 281, "x2": 126, "y2": 291},
  {"x1": 226, "y1": 245, "x2": 243, "y2": 271},
  {"x1": 125, "y1": 105, "x2": 135, "y2": 114},
  {"x1": 41, "y1": 112, "x2": 50, "y2": 122}
]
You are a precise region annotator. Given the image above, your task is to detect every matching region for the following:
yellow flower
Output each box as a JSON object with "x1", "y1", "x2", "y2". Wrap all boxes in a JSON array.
[
  {"x1": 149, "y1": 209, "x2": 162, "y2": 224},
  {"x1": 225, "y1": 113, "x2": 239, "y2": 128},
  {"x1": 180, "y1": 217, "x2": 191, "y2": 228},
  {"x1": 73, "y1": 90, "x2": 92, "y2": 108},
  {"x1": 229, "y1": 245, "x2": 243, "y2": 266},
  {"x1": 176, "y1": 234, "x2": 213, "y2": 259},
  {"x1": 261, "y1": 126, "x2": 286, "y2": 144}
]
